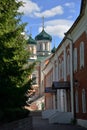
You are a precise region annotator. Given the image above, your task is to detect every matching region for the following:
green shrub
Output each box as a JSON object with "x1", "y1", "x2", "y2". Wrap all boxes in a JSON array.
[
  {"x1": 1, "y1": 108, "x2": 29, "y2": 123},
  {"x1": 70, "y1": 118, "x2": 77, "y2": 125}
]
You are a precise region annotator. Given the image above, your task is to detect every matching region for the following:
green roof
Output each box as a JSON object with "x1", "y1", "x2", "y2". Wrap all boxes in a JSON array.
[
  {"x1": 27, "y1": 35, "x2": 37, "y2": 45},
  {"x1": 51, "y1": 46, "x2": 56, "y2": 53},
  {"x1": 35, "y1": 29, "x2": 52, "y2": 41}
]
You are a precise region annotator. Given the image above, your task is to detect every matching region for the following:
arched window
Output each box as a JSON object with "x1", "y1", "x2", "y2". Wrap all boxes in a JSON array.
[
  {"x1": 74, "y1": 48, "x2": 77, "y2": 72},
  {"x1": 58, "y1": 59, "x2": 61, "y2": 80},
  {"x1": 37, "y1": 43, "x2": 40, "y2": 51},
  {"x1": 42, "y1": 43, "x2": 45, "y2": 51},
  {"x1": 62, "y1": 60, "x2": 64, "y2": 79},
  {"x1": 55, "y1": 61, "x2": 58, "y2": 81},
  {"x1": 60, "y1": 62, "x2": 62, "y2": 79},
  {"x1": 40, "y1": 43, "x2": 42, "y2": 51},
  {"x1": 82, "y1": 89, "x2": 86, "y2": 113},
  {"x1": 54, "y1": 61, "x2": 56, "y2": 81},
  {"x1": 67, "y1": 54, "x2": 70, "y2": 75},
  {"x1": 45, "y1": 43, "x2": 48, "y2": 51},
  {"x1": 75, "y1": 89, "x2": 79, "y2": 113},
  {"x1": 80, "y1": 42, "x2": 84, "y2": 68}
]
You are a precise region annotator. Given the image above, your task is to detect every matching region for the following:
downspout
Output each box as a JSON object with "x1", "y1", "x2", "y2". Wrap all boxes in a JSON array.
[{"x1": 70, "y1": 40, "x2": 74, "y2": 118}]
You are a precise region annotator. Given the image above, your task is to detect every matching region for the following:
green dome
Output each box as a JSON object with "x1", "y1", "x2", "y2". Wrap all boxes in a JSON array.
[
  {"x1": 51, "y1": 46, "x2": 56, "y2": 53},
  {"x1": 27, "y1": 35, "x2": 37, "y2": 45},
  {"x1": 35, "y1": 29, "x2": 52, "y2": 41}
]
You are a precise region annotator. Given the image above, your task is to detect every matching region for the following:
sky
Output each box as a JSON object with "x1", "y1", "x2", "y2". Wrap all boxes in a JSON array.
[{"x1": 18, "y1": 0, "x2": 81, "y2": 49}]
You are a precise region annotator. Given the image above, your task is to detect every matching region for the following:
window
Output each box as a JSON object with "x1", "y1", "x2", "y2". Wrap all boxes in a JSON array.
[
  {"x1": 50, "y1": 71, "x2": 53, "y2": 86},
  {"x1": 75, "y1": 89, "x2": 79, "y2": 113},
  {"x1": 62, "y1": 60, "x2": 64, "y2": 79},
  {"x1": 74, "y1": 48, "x2": 77, "y2": 72},
  {"x1": 82, "y1": 89, "x2": 86, "y2": 113},
  {"x1": 43, "y1": 43, "x2": 45, "y2": 51},
  {"x1": 80, "y1": 42, "x2": 84, "y2": 68},
  {"x1": 33, "y1": 46, "x2": 36, "y2": 54},
  {"x1": 37, "y1": 43, "x2": 40, "y2": 51},
  {"x1": 55, "y1": 62, "x2": 57, "y2": 81},
  {"x1": 45, "y1": 43, "x2": 48, "y2": 51},
  {"x1": 40, "y1": 43, "x2": 42, "y2": 51},
  {"x1": 32, "y1": 74, "x2": 37, "y2": 84},
  {"x1": 67, "y1": 54, "x2": 70, "y2": 75},
  {"x1": 58, "y1": 60, "x2": 61, "y2": 80}
]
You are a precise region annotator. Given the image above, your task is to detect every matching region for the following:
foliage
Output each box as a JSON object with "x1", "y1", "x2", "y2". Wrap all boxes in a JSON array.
[
  {"x1": 1, "y1": 108, "x2": 29, "y2": 123},
  {"x1": 0, "y1": 0, "x2": 35, "y2": 121},
  {"x1": 70, "y1": 118, "x2": 77, "y2": 125}
]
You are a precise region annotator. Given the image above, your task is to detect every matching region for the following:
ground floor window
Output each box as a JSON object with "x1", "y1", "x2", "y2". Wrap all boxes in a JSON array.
[
  {"x1": 75, "y1": 89, "x2": 79, "y2": 113},
  {"x1": 82, "y1": 89, "x2": 86, "y2": 113}
]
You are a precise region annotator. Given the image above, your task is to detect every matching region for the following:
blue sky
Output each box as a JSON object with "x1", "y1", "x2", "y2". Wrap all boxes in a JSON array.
[{"x1": 18, "y1": 0, "x2": 81, "y2": 49}]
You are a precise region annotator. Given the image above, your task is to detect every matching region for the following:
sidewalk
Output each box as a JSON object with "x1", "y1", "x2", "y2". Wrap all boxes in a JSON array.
[{"x1": 32, "y1": 115, "x2": 87, "y2": 130}]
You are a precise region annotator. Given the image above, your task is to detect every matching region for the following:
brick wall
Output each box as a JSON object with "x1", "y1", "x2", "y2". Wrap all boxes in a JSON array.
[{"x1": 0, "y1": 116, "x2": 32, "y2": 130}]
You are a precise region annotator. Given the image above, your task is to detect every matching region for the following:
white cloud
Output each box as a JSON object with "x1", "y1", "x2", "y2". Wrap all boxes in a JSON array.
[
  {"x1": 39, "y1": 19, "x2": 73, "y2": 38},
  {"x1": 67, "y1": 15, "x2": 73, "y2": 19},
  {"x1": 34, "y1": 6, "x2": 64, "y2": 18},
  {"x1": 18, "y1": 0, "x2": 63, "y2": 18},
  {"x1": 64, "y1": 2, "x2": 75, "y2": 8},
  {"x1": 64, "y1": 2, "x2": 76, "y2": 14},
  {"x1": 18, "y1": 0, "x2": 40, "y2": 16}
]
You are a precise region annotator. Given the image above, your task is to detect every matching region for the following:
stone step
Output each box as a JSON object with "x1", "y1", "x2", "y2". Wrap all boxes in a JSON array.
[{"x1": 30, "y1": 111, "x2": 42, "y2": 116}]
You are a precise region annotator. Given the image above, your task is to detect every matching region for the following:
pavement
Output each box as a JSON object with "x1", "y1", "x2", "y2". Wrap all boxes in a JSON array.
[{"x1": 32, "y1": 114, "x2": 87, "y2": 130}]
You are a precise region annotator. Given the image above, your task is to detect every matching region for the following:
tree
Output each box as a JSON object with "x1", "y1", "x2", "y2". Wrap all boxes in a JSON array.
[{"x1": 0, "y1": 0, "x2": 35, "y2": 122}]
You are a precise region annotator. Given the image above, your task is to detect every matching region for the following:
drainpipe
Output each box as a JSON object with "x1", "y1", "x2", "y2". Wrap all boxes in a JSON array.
[{"x1": 64, "y1": 33, "x2": 75, "y2": 120}]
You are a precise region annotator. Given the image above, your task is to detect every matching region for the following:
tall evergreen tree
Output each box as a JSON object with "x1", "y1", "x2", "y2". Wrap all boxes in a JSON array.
[{"x1": 0, "y1": 0, "x2": 35, "y2": 121}]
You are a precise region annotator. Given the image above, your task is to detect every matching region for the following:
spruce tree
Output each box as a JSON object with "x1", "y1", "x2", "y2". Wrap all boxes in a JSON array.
[{"x1": 0, "y1": 0, "x2": 35, "y2": 121}]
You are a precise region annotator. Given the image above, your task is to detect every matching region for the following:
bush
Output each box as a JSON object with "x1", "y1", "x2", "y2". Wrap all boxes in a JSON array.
[
  {"x1": 71, "y1": 118, "x2": 77, "y2": 125},
  {"x1": 1, "y1": 108, "x2": 30, "y2": 123},
  {"x1": 0, "y1": 110, "x2": 4, "y2": 121}
]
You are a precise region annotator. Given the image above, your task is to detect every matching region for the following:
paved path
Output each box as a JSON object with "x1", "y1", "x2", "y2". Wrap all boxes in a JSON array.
[{"x1": 32, "y1": 116, "x2": 87, "y2": 130}]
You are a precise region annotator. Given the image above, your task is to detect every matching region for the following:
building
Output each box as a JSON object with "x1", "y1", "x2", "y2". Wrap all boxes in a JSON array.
[
  {"x1": 42, "y1": 0, "x2": 87, "y2": 128},
  {"x1": 27, "y1": 25, "x2": 52, "y2": 110}
]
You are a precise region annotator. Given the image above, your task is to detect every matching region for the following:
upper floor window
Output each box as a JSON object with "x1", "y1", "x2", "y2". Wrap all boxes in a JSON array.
[
  {"x1": 74, "y1": 48, "x2": 77, "y2": 72},
  {"x1": 67, "y1": 54, "x2": 70, "y2": 75},
  {"x1": 58, "y1": 59, "x2": 61, "y2": 80},
  {"x1": 42, "y1": 43, "x2": 45, "y2": 51},
  {"x1": 82, "y1": 89, "x2": 86, "y2": 113},
  {"x1": 40, "y1": 43, "x2": 42, "y2": 51},
  {"x1": 54, "y1": 62, "x2": 56, "y2": 81},
  {"x1": 45, "y1": 42, "x2": 48, "y2": 51},
  {"x1": 62, "y1": 60, "x2": 64, "y2": 79},
  {"x1": 80, "y1": 42, "x2": 84, "y2": 68}
]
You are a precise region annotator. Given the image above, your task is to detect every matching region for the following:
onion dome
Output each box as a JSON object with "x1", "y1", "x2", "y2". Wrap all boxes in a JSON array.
[
  {"x1": 35, "y1": 29, "x2": 52, "y2": 41},
  {"x1": 51, "y1": 46, "x2": 56, "y2": 53},
  {"x1": 27, "y1": 35, "x2": 37, "y2": 45}
]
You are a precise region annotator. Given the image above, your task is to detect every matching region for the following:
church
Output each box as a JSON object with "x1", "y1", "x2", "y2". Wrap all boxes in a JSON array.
[{"x1": 26, "y1": 22, "x2": 53, "y2": 110}]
